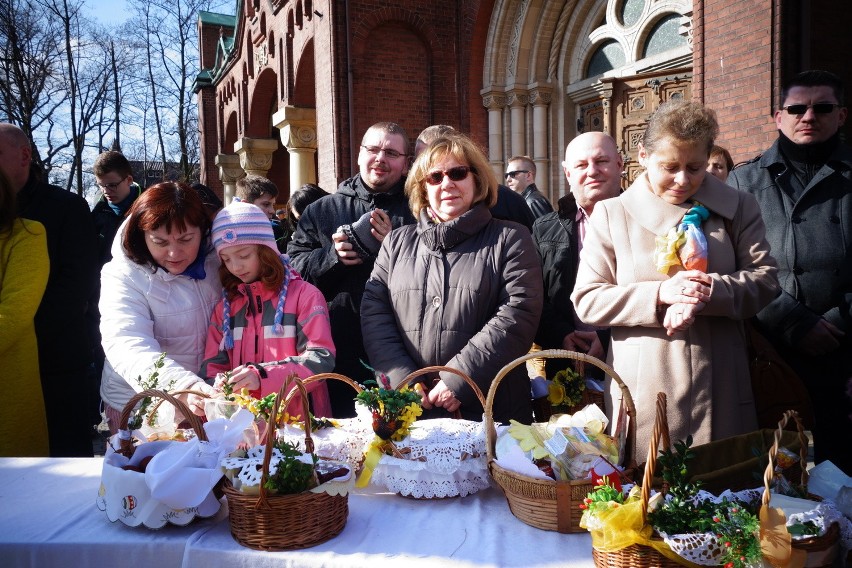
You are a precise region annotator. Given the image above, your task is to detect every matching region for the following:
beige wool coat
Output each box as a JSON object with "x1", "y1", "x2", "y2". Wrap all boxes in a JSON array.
[{"x1": 571, "y1": 173, "x2": 779, "y2": 461}]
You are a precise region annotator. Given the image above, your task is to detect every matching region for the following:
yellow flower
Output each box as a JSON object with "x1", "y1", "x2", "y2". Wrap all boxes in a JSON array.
[{"x1": 548, "y1": 382, "x2": 566, "y2": 405}]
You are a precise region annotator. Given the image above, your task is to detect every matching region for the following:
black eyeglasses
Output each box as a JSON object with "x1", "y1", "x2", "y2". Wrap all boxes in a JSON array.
[
  {"x1": 425, "y1": 166, "x2": 474, "y2": 185},
  {"x1": 97, "y1": 176, "x2": 128, "y2": 190},
  {"x1": 505, "y1": 170, "x2": 529, "y2": 179},
  {"x1": 782, "y1": 103, "x2": 841, "y2": 115},
  {"x1": 361, "y1": 145, "x2": 406, "y2": 159}
]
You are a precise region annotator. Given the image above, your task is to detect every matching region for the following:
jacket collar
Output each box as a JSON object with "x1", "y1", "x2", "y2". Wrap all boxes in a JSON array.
[
  {"x1": 759, "y1": 136, "x2": 852, "y2": 172},
  {"x1": 338, "y1": 174, "x2": 407, "y2": 203},
  {"x1": 418, "y1": 203, "x2": 492, "y2": 250},
  {"x1": 621, "y1": 172, "x2": 738, "y2": 235}
]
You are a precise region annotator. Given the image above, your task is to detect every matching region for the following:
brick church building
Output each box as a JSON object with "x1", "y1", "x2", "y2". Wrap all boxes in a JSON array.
[{"x1": 195, "y1": 0, "x2": 851, "y2": 204}]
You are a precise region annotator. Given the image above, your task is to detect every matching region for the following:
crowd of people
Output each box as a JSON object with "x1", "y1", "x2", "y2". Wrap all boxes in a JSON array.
[{"x1": 0, "y1": 69, "x2": 849, "y2": 476}]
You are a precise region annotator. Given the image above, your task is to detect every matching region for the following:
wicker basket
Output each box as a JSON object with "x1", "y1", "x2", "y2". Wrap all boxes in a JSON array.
[
  {"x1": 98, "y1": 389, "x2": 222, "y2": 528},
  {"x1": 222, "y1": 377, "x2": 349, "y2": 551},
  {"x1": 761, "y1": 410, "x2": 841, "y2": 568},
  {"x1": 590, "y1": 393, "x2": 686, "y2": 568},
  {"x1": 363, "y1": 366, "x2": 490, "y2": 499},
  {"x1": 485, "y1": 349, "x2": 637, "y2": 533}
]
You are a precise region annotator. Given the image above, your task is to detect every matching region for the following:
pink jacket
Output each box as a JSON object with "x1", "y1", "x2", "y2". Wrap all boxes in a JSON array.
[{"x1": 201, "y1": 276, "x2": 334, "y2": 417}]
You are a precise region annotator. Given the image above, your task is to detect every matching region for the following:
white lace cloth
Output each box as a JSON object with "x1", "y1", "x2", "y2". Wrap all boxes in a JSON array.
[
  {"x1": 219, "y1": 446, "x2": 353, "y2": 495},
  {"x1": 658, "y1": 488, "x2": 852, "y2": 566},
  {"x1": 277, "y1": 417, "x2": 373, "y2": 472},
  {"x1": 369, "y1": 418, "x2": 491, "y2": 498}
]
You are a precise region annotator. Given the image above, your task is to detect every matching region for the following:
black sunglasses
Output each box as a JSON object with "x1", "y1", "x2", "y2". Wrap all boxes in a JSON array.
[
  {"x1": 505, "y1": 170, "x2": 529, "y2": 178},
  {"x1": 782, "y1": 103, "x2": 840, "y2": 115},
  {"x1": 425, "y1": 166, "x2": 474, "y2": 185}
]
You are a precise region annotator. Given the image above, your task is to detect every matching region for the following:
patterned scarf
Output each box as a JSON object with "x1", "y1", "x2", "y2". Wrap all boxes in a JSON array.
[
  {"x1": 653, "y1": 201, "x2": 710, "y2": 274},
  {"x1": 220, "y1": 254, "x2": 295, "y2": 351}
]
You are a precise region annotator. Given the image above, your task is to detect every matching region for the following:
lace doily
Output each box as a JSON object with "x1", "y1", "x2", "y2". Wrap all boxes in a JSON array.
[
  {"x1": 220, "y1": 446, "x2": 288, "y2": 488},
  {"x1": 277, "y1": 417, "x2": 372, "y2": 471},
  {"x1": 370, "y1": 418, "x2": 490, "y2": 498}
]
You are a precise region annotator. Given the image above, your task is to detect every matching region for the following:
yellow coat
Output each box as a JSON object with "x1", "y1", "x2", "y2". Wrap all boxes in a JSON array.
[{"x1": 0, "y1": 218, "x2": 50, "y2": 456}]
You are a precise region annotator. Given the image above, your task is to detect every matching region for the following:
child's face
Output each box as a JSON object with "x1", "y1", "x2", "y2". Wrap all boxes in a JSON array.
[{"x1": 220, "y1": 244, "x2": 262, "y2": 284}]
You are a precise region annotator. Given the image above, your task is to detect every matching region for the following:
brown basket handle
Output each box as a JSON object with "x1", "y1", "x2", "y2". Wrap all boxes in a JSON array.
[
  {"x1": 484, "y1": 349, "x2": 637, "y2": 466},
  {"x1": 256, "y1": 376, "x2": 315, "y2": 509},
  {"x1": 282, "y1": 372, "x2": 364, "y2": 412},
  {"x1": 399, "y1": 366, "x2": 487, "y2": 412},
  {"x1": 639, "y1": 392, "x2": 668, "y2": 525},
  {"x1": 118, "y1": 389, "x2": 208, "y2": 457},
  {"x1": 761, "y1": 409, "x2": 808, "y2": 507}
]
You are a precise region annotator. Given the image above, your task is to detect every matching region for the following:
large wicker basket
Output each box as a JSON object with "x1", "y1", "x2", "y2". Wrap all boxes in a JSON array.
[
  {"x1": 761, "y1": 410, "x2": 841, "y2": 568},
  {"x1": 485, "y1": 349, "x2": 637, "y2": 533},
  {"x1": 222, "y1": 377, "x2": 349, "y2": 551}
]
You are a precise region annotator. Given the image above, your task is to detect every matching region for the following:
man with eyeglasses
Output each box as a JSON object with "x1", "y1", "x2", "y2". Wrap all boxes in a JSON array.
[
  {"x1": 92, "y1": 151, "x2": 142, "y2": 266},
  {"x1": 728, "y1": 69, "x2": 852, "y2": 474},
  {"x1": 0, "y1": 122, "x2": 98, "y2": 457},
  {"x1": 90, "y1": 151, "x2": 143, "y2": 431},
  {"x1": 288, "y1": 122, "x2": 416, "y2": 417},
  {"x1": 505, "y1": 156, "x2": 553, "y2": 219}
]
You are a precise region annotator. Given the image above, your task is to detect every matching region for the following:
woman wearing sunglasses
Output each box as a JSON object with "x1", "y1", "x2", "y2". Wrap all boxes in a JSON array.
[
  {"x1": 360, "y1": 132, "x2": 543, "y2": 424},
  {"x1": 571, "y1": 100, "x2": 779, "y2": 457}
]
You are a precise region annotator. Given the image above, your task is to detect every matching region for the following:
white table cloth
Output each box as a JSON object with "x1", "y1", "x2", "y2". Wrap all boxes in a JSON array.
[{"x1": 0, "y1": 458, "x2": 595, "y2": 567}]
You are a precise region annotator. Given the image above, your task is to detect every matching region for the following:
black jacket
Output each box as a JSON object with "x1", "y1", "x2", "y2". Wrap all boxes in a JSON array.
[
  {"x1": 287, "y1": 174, "x2": 416, "y2": 394},
  {"x1": 521, "y1": 184, "x2": 554, "y2": 219},
  {"x1": 492, "y1": 184, "x2": 535, "y2": 231},
  {"x1": 91, "y1": 183, "x2": 142, "y2": 267},
  {"x1": 532, "y1": 195, "x2": 609, "y2": 376},
  {"x1": 17, "y1": 169, "x2": 98, "y2": 373},
  {"x1": 728, "y1": 138, "x2": 852, "y2": 346}
]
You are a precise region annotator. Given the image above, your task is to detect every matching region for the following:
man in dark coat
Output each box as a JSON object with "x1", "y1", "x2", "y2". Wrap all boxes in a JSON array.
[
  {"x1": 505, "y1": 155, "x2": 553, "y2": 219},
  {"x1": 533, "y1": 132, "x2": 622, "y2": 378},
  {"x1": 288, "y1": 122, "x2": 416, "y2": 416},
  {"x1": 0, "y1": 123, "x2": 98, "y2": 457},
  {"x1": 728, "y1": 70, "x2": 852, "y2": 474}
]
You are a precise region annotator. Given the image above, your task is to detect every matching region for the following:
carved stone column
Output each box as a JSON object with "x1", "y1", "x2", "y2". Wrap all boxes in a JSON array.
[
  {"x1": 481, "y1": 90, "x2": 506, "y2": 179},
  {"x1": 234, "y1": 137, "x2": 279, "y2": 177},
  {"x1": 529, "y1": 85, "x2": 553, "y2": 196},
  {"x1": 214, "y1": 153, "x2": 245, "y2": 205},
  {"x1": 506, "y1": 89, "x2": 529, "y2": 157},
  {"x1": 272, "y1": 106, "x2": 318, "y2": 192}
]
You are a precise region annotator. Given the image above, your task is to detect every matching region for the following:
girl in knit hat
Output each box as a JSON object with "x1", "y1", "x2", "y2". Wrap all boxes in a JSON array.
[{"x1": 200, "y1": 201, "x2": 334, "y2": 417}]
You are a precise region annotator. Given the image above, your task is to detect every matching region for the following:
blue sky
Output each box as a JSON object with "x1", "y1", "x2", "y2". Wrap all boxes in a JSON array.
[{"x1": 85, "y1": 0, "x2": 131, "y2": 26}]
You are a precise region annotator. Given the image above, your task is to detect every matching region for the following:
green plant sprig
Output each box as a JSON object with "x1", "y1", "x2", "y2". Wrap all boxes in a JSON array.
[
  {"x1": 264, "y1": 440, "x2": 317, "y2": 495},
  {"x1": 547, "y1": 366, "x2": 585, "y2": 408},
  {"x1": 128, "y1": 353, "x2": 174, "y2": 430}
]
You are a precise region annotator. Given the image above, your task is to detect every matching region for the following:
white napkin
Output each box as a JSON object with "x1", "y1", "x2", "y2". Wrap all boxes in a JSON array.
[{"x1": 145, "y1": 408, "x2": 255, "y2": 508}]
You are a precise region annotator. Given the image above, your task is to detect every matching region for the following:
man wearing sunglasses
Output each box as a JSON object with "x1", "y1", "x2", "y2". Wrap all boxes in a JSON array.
[
  {"x1": 505, "y1": 156, "x2": 553, "y2": 219},
  {"x1": 728, "y1": 69, "x2": 852, "y2": 474},
  {"x1": 288, "y1": 122, "x2": 416, "y2": 417}
]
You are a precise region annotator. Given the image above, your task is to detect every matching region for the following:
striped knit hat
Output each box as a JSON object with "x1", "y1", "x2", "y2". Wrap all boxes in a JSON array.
[
  {"x1": 212, "y1": 200, "x2": 295, "y2": 350},
  {"x1": 211, "y1": 200, "x2": 279, "y2": 256}
]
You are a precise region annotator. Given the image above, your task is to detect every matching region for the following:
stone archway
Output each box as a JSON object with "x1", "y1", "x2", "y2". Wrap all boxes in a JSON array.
[{"x1": 481, "y1": 0, "x2": 693, "y2": 201}]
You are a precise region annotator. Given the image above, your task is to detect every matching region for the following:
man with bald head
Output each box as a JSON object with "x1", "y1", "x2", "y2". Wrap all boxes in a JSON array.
[
  {"x1": 533, "y1": 132, "x2": 623, "y2": 374},
  {"x1": 0, "y1": 123, "x2": 97, "y2": 456},
  {"x1": 288, "y1": 122, "x2": 416, "y2": 416}
]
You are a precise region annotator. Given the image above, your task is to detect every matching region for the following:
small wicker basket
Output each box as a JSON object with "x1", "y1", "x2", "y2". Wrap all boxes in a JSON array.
[
  {"x1": 485, "y1": 349, "x2": 637, "y2": 533},
  {"x1": 761, "y1": 410, "x2": 841, "y2": 568},
  {"x1": 222, "y1": 376, "x2": 349, "y2": 551},
  {"x1": 363, "y1": 366, "x2": 490, "y2": 499},
  {"x1": 281, "y1": 372, "x2": 369, "y2": 473},
  {"x1": 590, "y1": 392, "x2": 686, "y2": 568}
]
